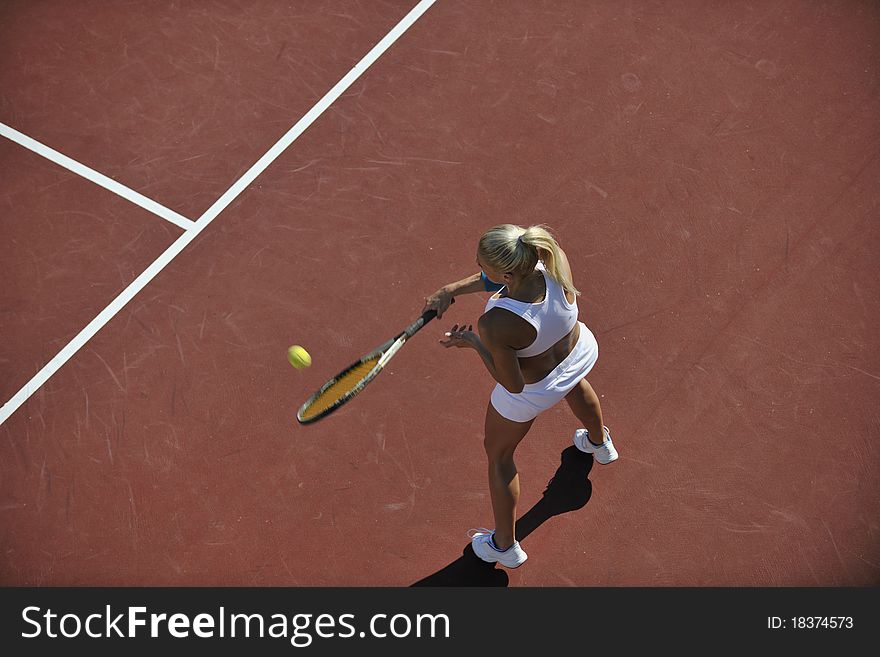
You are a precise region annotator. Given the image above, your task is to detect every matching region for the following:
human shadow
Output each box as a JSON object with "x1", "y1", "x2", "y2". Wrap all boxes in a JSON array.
[{"x1": 411, "y1": 446, "x2": 593, "y2": 586}]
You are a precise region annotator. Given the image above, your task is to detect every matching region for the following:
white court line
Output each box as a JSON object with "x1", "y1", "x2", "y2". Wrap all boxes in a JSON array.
[
  {"x1": 0, "y1": 0, "x2": 437, "y2": 427},
  {"x1": 0, "y1": 122, "x2": 195, "y2": 231}
]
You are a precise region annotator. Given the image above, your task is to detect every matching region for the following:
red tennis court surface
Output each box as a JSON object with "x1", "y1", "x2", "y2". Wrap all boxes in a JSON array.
[{"x1": 1, "y1": 1, "x2": 878, "y2": 586}]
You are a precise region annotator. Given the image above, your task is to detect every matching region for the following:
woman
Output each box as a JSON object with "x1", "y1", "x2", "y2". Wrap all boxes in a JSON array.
[{"x1": 423, "y1": 224, "x2": 618, "y2": 568}]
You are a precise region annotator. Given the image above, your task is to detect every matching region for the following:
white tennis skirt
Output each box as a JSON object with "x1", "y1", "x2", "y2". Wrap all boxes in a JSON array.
[{"x1": 490, "y1": 322, "x2": 599, "y2": 423}]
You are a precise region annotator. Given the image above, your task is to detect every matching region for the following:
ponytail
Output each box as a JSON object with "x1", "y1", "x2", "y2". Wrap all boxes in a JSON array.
[{"x1": 477, "y1": 224, "x2": 579, "y2": 296}]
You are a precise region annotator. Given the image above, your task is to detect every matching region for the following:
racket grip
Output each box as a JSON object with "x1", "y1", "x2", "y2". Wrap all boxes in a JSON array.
[{"x1": 410, "y1": 298, "x2": 454, "y2": 336}]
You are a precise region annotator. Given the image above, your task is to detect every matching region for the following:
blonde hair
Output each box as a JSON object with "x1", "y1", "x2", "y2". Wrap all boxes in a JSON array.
[{"x1": 478, "y1": 224, "x2": 580, "y2": 296}]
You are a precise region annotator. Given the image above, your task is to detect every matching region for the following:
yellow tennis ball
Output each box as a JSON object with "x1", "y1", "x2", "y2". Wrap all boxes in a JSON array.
[{"x1": 287, "y1": 345, "x2": 311, "y2": 369}]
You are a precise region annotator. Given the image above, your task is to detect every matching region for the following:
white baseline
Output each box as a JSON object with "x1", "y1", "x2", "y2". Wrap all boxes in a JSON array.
[{"x1": 0, "y1": 122, "x2": 195, "y2": 231}]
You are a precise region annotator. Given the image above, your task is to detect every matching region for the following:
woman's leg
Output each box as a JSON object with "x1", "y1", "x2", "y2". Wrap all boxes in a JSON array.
[
  {"x1": 565, "y1": 379, "x2": 605, "y2": 446},
  {"x1": 484, "y1": 403, "x2": 534, "y2": 549},
  {"x1": 566, "y1": 378, "x2": 618, "y2": 463}
]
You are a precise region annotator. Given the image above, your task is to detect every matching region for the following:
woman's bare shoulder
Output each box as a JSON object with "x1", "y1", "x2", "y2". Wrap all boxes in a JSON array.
[{"x1": 479, "y1": 308, "x2": 533, "y2": 346}]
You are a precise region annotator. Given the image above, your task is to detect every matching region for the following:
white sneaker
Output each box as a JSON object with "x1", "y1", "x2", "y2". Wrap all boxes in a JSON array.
[
  {"x1": 469, "y1": 529, "x2": 528, "y2": 568},
  {"x1": 573, "y1": 426, "x2": 618, "y2": 464}
]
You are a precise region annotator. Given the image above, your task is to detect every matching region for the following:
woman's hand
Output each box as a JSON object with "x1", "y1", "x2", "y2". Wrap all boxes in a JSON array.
[
  {"x1": 439, "y1": 324, "x2": 477, "y2": 349},
  {"x1": 423, "y1": 288, "x2": 455, "y2": 319}
]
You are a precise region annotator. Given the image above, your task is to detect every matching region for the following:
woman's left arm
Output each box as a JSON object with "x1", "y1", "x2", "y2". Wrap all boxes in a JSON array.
[
  {"x1": 476, "y1": 314, "x2": 525, "y2": 393},
  {"x1": 441, "y1": 316, "x2": 524, "y2": 393}
]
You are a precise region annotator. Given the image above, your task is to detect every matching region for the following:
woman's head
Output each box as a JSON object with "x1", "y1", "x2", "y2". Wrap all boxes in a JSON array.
[
  {"x1": 477, "y1": 224, "x2": 539, "y2": 279},
  {"x1": 477, "y1": 224, "x2": 580, "y2": 295}
]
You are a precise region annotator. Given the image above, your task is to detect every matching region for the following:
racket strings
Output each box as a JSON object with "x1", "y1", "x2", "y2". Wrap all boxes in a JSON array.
[{"x1": 298, "y1": 356, "x2": 381, "y2": 421}]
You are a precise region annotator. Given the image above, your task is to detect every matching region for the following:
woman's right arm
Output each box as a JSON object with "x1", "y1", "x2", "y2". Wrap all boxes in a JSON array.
[{"x1": 422, "y1": 272, "x2": 485, "y2": 318}]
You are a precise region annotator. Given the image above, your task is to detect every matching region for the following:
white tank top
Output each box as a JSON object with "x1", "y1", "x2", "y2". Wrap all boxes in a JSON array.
[{"x1": 483, "y1": 262, "x2": 578, "y2": 357}]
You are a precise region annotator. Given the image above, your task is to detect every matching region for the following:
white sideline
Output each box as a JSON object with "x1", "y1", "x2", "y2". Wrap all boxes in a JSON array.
[{"x1": 0, "y1": 0, "x2": 437, "y2": 426}]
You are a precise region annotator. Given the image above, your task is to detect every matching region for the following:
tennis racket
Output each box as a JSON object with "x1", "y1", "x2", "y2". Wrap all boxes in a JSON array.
[{"x1": 296, "y1": 301, "x2": 452, "y2": 424}]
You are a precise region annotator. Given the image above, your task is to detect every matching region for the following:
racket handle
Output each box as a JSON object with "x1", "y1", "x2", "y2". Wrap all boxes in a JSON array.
[{"x1": 407, "y1": 298, "x2": 455, "y2": 337}]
